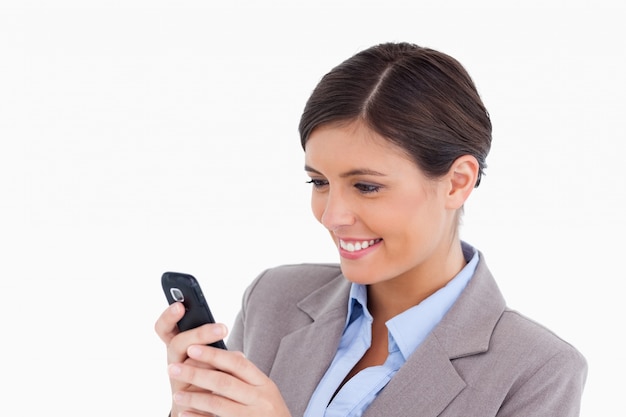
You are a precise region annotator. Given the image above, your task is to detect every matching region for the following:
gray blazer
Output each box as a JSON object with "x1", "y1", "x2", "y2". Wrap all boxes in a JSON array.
[{"x1": 228, "y1": 254, "x2": 587, "y2": 416}]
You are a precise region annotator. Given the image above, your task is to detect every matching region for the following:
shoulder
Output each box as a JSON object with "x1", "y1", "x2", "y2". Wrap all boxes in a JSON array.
[
  {"x1": 467, "y1": 306, "x2": 587, "y2": 400},
  {"x1": 443, "y1": 294, "x2": 587, "y2": 415},
  {"x1": 256, "y1": 262, "x2": 342, "y2": 281},
  {"x1": 235, "y1": 263, "x2": 344, "y2": 320},
  {"x1": 453, "y1": 251, "x2": 585, "y2": 370},
  {"x1": 494, "y1": 308, "x2": 587, "y2": 372},
  {"x1": 440, "y1": 255, "x2": 587, "y2": 412},
  {"x1": 243, "y1": 263, "x2": 343, "y2": 303}
]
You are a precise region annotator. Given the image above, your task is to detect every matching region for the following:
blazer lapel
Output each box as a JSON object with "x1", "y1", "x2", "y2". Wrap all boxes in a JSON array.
[
  {"x1": 268, "y1": 274, "x2": 351, "y2": 416},
  {"x1": 364, "y1": 335, "x2": 466, "y2": 417},
  {"x1": 365, "y1": 253, "x2": 506, "y2": 417}
]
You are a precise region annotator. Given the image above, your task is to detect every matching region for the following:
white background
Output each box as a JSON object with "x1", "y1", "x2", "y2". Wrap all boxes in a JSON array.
[{"x1": 1, "y1": 1, "x2": 624, "y2": 415}]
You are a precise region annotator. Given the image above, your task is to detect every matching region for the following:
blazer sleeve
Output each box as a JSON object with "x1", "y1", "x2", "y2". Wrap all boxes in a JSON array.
[{"x1": 226, "y1": 268, "x2": 265, "y2": 352}]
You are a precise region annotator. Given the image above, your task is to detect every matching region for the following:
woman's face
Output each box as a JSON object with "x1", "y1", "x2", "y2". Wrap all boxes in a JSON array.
[{"x1": 304, "y1": 121, "x2": 461, "y2": 286}]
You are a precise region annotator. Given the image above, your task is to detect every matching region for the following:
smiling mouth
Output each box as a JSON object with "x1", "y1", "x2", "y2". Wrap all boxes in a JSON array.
[{"x1": 339, "y1": 238, "x2": 382, "y2": 253}]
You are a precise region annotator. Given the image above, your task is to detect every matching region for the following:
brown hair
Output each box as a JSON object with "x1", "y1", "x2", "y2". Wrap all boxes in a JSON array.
[{"x1": 299, "y1": 42, "x2": 492, "y2": 187}]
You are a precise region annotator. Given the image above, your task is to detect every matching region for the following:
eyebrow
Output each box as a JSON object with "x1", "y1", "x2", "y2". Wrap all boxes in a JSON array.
[{"x1": 304, "y1": 165, "x2": 387, "y2": 178}]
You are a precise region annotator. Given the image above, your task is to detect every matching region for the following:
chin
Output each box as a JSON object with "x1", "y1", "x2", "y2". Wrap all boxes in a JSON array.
[{"x1": 339, "y1": 264, "x2": 380, "y2": 285}]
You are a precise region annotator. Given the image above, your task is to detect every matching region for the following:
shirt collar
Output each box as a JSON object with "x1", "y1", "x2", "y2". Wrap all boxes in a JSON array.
[
  {"x1": 346, "y1": 281, "x2": 370, "y2": 327},
  {"x1": 345, "y1": 241, "x2": 479, "y2": 359}
]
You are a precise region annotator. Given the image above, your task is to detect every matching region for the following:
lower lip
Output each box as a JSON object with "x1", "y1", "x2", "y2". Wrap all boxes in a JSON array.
[{"x1": 339, "y1": 240, "x2": 381, "y2": 260}]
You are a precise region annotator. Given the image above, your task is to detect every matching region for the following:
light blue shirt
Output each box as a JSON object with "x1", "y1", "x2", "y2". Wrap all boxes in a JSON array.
[{"x1": 303, "y1": 243, "x2": 479, "y2": 417}]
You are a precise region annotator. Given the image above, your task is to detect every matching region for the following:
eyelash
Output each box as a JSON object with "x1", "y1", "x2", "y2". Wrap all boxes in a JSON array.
[
  {"x1": 305, "y1": 179, "x2": 328, "y2": 189},
  {"x1": 305, "y1": 180, "x2": 381, "y2": 194},
  {"x1": 354, "y1": 183, "x2": 381, "y2": 193}
]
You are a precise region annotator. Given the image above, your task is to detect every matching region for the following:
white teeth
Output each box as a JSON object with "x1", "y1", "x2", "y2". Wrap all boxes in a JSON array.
[{"x1": 339, "y1": 239, "x2": 380, "y2": 252}]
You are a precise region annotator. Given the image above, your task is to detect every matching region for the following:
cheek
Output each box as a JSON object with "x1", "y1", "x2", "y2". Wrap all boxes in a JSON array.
[
  {"x1": 386, "y1": 194, "x2": 436, "y2": 236},
  {"x1": 310, "y1": 193, "x2": 325, "y2": 223}
]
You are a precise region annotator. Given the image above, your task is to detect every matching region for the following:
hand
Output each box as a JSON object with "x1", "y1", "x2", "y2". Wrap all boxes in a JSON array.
[
  {"x1": 155, "y1": 302, "x2": 228, "y2": 416},
  {"x1": 168, "y1": 344, "x2": 292, "y2": 417}
]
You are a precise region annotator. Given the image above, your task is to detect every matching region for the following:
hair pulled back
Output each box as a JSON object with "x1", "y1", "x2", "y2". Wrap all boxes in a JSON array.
[{"x1": 299, "y1": 42, "x2": 492, "y2": 187}]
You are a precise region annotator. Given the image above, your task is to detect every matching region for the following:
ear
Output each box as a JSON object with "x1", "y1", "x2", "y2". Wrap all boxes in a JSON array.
[{"x1": 445, "y1": 155, "x2": 480, "y2": 209}]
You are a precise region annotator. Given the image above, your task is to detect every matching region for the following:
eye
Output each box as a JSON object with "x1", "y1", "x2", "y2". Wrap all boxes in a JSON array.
[
  {"x1": 306, "y1": 179, "x2": 329, "y2": 190},
  {"x1": 354, "y1": 183, "x2": 381, "y2": 193}
]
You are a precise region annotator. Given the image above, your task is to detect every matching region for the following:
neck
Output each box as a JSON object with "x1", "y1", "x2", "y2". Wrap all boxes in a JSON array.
[{"x1": 367, "y1": 240, "x2": 467, "y2": 322}]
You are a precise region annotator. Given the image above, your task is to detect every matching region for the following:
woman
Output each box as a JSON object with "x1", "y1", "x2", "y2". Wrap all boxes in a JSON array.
[{"x1": 155, "y1": 42, "x2": 587, "y2": 417}]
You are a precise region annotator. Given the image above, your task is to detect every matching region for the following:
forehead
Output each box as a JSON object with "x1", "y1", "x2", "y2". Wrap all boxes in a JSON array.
[{"x1": 304, "y1": 120, "x2": 411, "y2": 166}]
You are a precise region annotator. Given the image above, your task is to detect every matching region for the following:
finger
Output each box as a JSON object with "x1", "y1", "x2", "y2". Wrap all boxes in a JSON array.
[
  {"x1": 171, "y1": 363, "x2": 291, "y2": 417},
  {"x1": 172, "y1": 345, "x2": 266, "y2": 405},
  {"x1": 167, "y1": 323, "x2": 228, "y2": 367},
  {"x1": 187, "y1": 344, "x2": 266, "y2": 386},
  {"x1": 173, "y1": 389, "x2": 236, "y2": 417},
  {"x1": 154, "y1": 302, "x2": 185, "y2": 344},
  {"x1": 169, "y1": 323, "x2": 228, "y2": 354},
  {"x1": 169, "y1": 362, "x2": 254, "y2": 407}
]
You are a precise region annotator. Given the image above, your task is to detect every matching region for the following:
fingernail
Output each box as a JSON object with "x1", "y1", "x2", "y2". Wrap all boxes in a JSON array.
[
  {"x1": 173, "y1": 391, "x2": 186, "y2": 403},
  {"x1": 168, "y1": 364, "x2": 182, "y2": 376},
  {"x1": 170, "y1": 303, "x2": 181, "y2": 315},
  {"x1": 213, "y1": 323, "x2": 226, "y2": 336},
  {"x1": 188, "y1": 345, "x2": 202, "y2": 358}
]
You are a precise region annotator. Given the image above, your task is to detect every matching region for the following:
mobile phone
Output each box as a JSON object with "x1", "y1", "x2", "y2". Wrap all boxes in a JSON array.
[{"x1": 161, "y1": 271, "x2": 227, "y2": 350}]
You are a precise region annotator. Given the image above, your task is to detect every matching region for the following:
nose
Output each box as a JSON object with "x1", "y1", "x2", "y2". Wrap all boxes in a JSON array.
[{"x1": 318, "y1": 188, "x2": 356, "y2": 232}]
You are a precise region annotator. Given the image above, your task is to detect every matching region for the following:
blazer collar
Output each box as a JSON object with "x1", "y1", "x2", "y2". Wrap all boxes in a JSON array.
[
  {"x1": 433, "y1": 252, "x2": 506, "y2": 359},
  {"x1": 271, "y1": 253, "x2": 506, "y2": 417}
]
